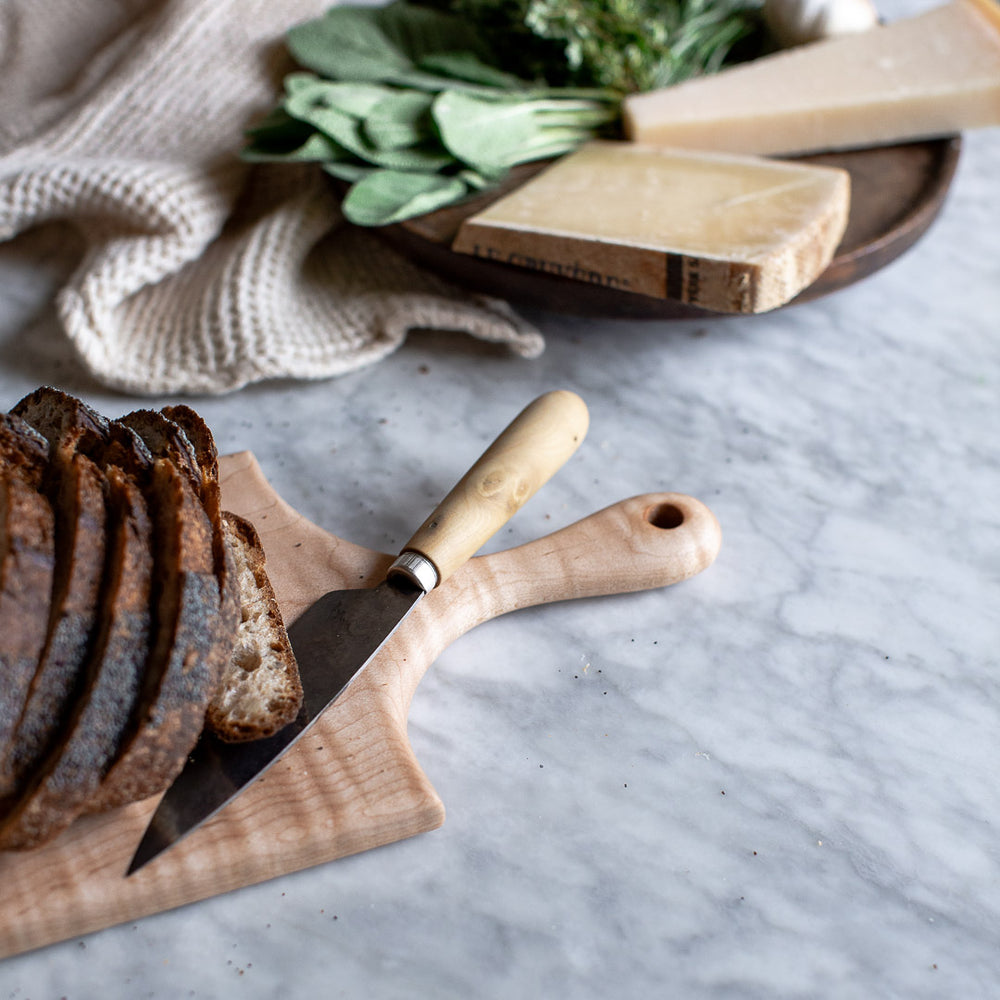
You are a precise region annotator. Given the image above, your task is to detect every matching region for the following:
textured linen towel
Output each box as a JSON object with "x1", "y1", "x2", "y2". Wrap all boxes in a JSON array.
[{"x1": 0, "y1": 0, "x2": 544, "y2": 395}]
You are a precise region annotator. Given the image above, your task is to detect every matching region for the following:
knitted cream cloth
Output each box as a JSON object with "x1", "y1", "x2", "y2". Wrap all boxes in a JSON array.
[{"x1": 0, "y1": 0, "x2": 544, "y2": 395}]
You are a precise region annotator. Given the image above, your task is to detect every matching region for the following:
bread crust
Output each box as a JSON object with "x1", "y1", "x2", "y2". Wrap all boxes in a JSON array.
[
  {"x1": 0, "y1": 413, "x2": 50, "y2": 483},
  {"x1": 159, "y1": 404, "x2": 237, "y2": 623},
  {"x1": 119, "y1": 410, "x2": 202, "y2": 496},
  {"x1": 11, "y1": 387, "x2": 108, "y2": 461}
]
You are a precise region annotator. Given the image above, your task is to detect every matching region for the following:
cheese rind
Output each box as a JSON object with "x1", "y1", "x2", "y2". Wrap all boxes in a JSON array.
[
  {"x1": 623, "y1": 0, "x2": 1000, "y2": 156},
  {"x1": 451, "y1": 141, "x2": 851, "y2": 314}
]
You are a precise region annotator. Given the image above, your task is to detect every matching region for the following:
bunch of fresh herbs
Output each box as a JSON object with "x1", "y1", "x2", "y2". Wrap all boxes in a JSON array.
[
  {"x1": 242, "y1": 0, "x2": 763, "y2": 226},
  {"x1": 426, "y1": 0, "x2": 765, "y2": 92}
]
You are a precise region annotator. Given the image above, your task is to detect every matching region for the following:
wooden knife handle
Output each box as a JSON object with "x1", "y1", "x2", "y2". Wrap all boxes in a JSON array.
[{"x1": 400, "y1": 390, "x2": 589, "y2": 585}]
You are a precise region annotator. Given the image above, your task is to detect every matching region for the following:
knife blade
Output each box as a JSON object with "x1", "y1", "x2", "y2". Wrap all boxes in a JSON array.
[{"x1": 127, "y1": 390, "x2": 589, "y2": 874}]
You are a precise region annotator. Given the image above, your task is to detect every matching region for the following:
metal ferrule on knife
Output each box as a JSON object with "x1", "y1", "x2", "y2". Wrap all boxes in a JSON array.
[{"x1": 388, "y1": 551, "x2": 439, "y2": 593}]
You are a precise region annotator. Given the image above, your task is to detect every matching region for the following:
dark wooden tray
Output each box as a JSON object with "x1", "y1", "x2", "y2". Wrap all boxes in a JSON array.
[{"x1": 372, "y1": 137, "x2": 962, "y2": 318}]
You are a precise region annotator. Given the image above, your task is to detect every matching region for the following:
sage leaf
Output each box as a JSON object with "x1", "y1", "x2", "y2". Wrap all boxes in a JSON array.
[
  {"x1": 286, "y1": 7, "x2": 410, "y2": 81},
  {"x1": 285, "y1": 84, "x2": 452, "y2": 171},
  {"x1": 242, "y1": 130, "x2": 349, "y2": 163},
  {"x1": 417, "y1": 51, "x2": 526, "y2": 89},
  {"x1": 371, "y1": 2, "x2": 489, "y2": 68},
  {"x1": 456, "y1": 167, "x2": 497, "y2": 191},
  {"x1": 283, "y1": 72, "x2": 322, "y2": 97},
  {"x1": 241, "y1": 107, "x2": 352, "y2": 162},
  {"x1": 362, "y1": 90, "x2": 435, "y2": 150},
  {"x1": 284, "y1": 90, "x2": 366, "y2": 148},
  {"x1": 287, "y1": 3, "x2": 507, "y2": 95},
  {"x1": 286, "y1": 2, "x2": 487, "y2": 84},
  {"x1": 433, "y1": 90, "x2": 616, "y2": 175},
  {"x1": 288, "y1": 79, "x2": 398, "y2": 119},
  {"x1": 366, "y1": 144, "x2": 454, "y2": 172},
  {"x1": 430, "y1": 91, "x2": 543, "y2": 175},
  {"x1": 322, "y1": 161, "x2": 376, "y2": 183},
  {"x1": 341, "y1": 169, "x2": 468, "y2": 226}
]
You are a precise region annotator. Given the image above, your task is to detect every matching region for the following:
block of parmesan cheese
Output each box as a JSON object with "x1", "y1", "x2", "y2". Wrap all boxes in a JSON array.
[
  {"x1": 451, "y1": 141, "x2": 850, "y2": 314},
  {"x1": 623, "y1": 0, "x2": 1000, "y2": 155}
]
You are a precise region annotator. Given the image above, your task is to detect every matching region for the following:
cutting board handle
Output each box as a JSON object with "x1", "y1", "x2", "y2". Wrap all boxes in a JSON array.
[
  {"x1": 475, "y1": 491, "x2": 723, "y2": 611},
  {"x1": 399, "y1": 390, "x2": 589, "y2": 585},
  {"x1": 403, "y1": 491, "x2": 722, "y2": 673}
]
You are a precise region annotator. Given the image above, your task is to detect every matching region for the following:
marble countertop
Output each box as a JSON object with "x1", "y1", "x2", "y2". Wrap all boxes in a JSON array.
[{"x1": 1, "y1": 112, "x2": 998, "y2": 1000}]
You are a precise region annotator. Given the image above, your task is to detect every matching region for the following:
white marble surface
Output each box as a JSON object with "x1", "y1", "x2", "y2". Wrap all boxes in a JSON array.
[{"x1": 1, "y1": 92, "x2": 999, "y2": 1000}]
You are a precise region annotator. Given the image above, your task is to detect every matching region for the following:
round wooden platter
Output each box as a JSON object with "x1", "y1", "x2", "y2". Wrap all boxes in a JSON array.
[{"x1": 370, "y1": 137, "x2": 962, "y2": 319}]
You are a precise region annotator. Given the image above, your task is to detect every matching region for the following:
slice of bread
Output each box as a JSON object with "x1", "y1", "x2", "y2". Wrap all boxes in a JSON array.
[
  {"x1": 0, "y1": 415, "x2": 54, "y2": 760},
  {"x1": 157, "y1": 408, "x2": 301, "y2": 740},
  {"x1": 207, "y1": 514, "x2": 302, "y2": 741},
  {"x1": 5, "y1": 395, "x2": 113, "y2": 803},
  {"x1": 0, "y1": 474, "x2": 55, "y2": 762},
  {"x1": 0, "y1": 448, "x2": 107, "y2": 802},
  {"x1": 11, "y1": 387, "x2": 109, "y2": 462}
]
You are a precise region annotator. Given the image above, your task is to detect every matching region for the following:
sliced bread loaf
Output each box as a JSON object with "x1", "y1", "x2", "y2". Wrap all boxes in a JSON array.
[{"x1": 1, "y1": 388, "x2": 299, "y2": 840}]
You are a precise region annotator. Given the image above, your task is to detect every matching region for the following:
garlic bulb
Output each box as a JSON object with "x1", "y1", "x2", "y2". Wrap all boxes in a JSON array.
[{"x1": 763, "y1": 0, "x2": 880, "y2": 48}]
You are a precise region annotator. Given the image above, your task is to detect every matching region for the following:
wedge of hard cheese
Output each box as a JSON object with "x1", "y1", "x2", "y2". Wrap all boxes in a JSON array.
[
  {"x1": 451, "y1": 141, "x2": 850, "y2": 314},
  {"x1": 623, "y1": 0, "x2": 1000, "y2": 155}
]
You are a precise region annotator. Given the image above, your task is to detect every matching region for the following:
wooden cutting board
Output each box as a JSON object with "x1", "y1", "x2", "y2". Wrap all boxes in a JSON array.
[{"x1": 0, "y1": 451, "x2": 721, "y2": 959}]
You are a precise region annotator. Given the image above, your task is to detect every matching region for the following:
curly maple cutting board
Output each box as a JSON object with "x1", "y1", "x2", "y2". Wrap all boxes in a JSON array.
[{"x1": 0, "y1": 451, "x2": 721, "y2": 959}]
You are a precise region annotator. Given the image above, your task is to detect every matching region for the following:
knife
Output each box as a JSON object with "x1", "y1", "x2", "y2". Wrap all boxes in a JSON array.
[{"x1": 127, "y1": 390, "x2": 589, "y2": 874}]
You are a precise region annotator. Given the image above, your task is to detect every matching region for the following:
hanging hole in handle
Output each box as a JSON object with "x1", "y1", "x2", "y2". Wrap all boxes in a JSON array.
[{"x1": 646, "y1": 502, "x2": 685, "y2": 530}]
